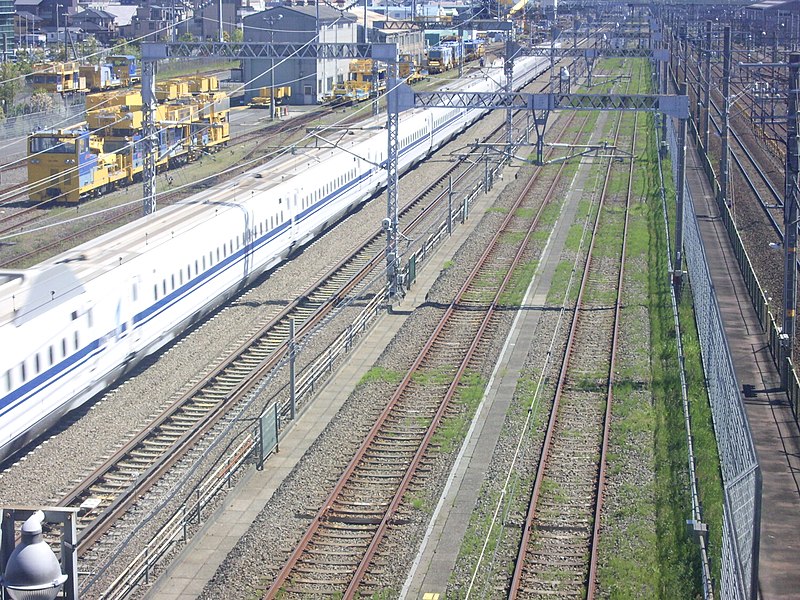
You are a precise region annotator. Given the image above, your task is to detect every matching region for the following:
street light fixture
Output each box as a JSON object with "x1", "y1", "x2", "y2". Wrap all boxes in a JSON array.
[
  {"x1": 263, "y1": 13, "x2": 283, "y2": 121},
  {"x1": 1, "y1": 508, "x2": 77, "y2": 600},
  {"x1": 0, "y1": 512, "x2": 67, "y2": 600}
]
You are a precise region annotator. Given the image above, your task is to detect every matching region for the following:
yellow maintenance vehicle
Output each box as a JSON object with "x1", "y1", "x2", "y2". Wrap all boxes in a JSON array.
[
  {"x1": 399, "y1": 54, "x2": 427, "y2": 83},
  {"x1": 329, "y1": 59, "x2": 386, "y2": 103},
  {"x1": 249, "y1": 86, "x2": 292, "y2": 108}
]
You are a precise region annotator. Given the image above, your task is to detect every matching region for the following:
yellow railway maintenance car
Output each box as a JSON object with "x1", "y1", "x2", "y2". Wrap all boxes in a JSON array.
[
  {"x1": 29, "y1": 56, "x2": 140, "y2": 94},
  {"x1": 27, "y1": 89, "x2": 230, "y2": 203},
  {"x1": 328, "y1": 59, "x2": 387, "y2": 103},
  {"x1": 249, "y1": 86, "x2": 292, "y2": 109},
  {"x1": 28, "y1": 62, "x2": 86, "y2": 94}
]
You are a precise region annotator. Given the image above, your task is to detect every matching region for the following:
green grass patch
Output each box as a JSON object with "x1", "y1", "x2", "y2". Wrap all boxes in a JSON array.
[
  {"x1": 431, "y1": 371, "x2": 486, "y2": 453},
  {"x1": 358, "y1": 366, "x2": 403, "y2": 386},
  {"x1": 545, "y1": 260, "x2": 577, "y2": 305},
  {"x1": 500, "y1": 230, "x2": 528, "y2": 246},
  {"x1": 413, "y1": 365, "x2": 455, "y2": 387},
  {"x1": 498, "y1": 259, "x2": 538, "y2": 307},
  {"x1": 514, "y1": 207, "x2": 536, "y2": 219},
  {"x1": 644, "y1": 115, "x2": 723, "y2": 598}
]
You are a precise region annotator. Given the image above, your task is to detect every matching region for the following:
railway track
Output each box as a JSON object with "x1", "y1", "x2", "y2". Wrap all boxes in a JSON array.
[
  {"x1": 700, "y1": 72, "x2": 785, "y2": 234},
  {"x1": 508, "y1": 70, "x2": 635, "y2": 600},
  {"x1": 263, "y1": 116, "x2": 567, "y2": 600},
  {"x1": 675, "y1": 32, "x2": 800, "y2": 362},
  {"x1": 53, "y1": 90, "x2": 552, "y2": 575},
  {"x1": 257, "y1": 94, "x2": 600, "y2": 597}
]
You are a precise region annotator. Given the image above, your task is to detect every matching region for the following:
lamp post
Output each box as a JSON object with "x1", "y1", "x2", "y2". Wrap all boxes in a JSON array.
[
  {"x1": 263, "y1": 13, "x2": 283, "y2": 121},
  {"x1": 0, "y1": 508, "x2": 78, "y2": 600}
]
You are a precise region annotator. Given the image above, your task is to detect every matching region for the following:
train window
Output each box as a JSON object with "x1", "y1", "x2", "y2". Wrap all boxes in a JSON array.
[
  {"x1": 236, "y1": 235, "x2": 239, "y2": 249},
  {"x1": 195, "y1": 260, "x2": 198, "y2": 275},
  {"x1": 132, "y1": 283, "x2": 138, "y2": 302},
  {"x1": 71, "y1": 311, "x2": 78, "y2": 320},
  {"x1": 20, "y1": 362, "x2": 26, "y2": 383},
  {"x1": 203, "y1": 256, "x2": 206, "y2": 270},
  {"x1": 171, "y1": 275, "x2": 175, "y2": 290},
  {"x1": 179, "y1": 271, "x2": 183, "y2": 286},
  {"x1": 48, "y1": 346, "x2": 54, "y2": 365},
  {"x1": 216, "y1": 248, "x2": 220, "y2": 261},
  {"x1": 35, "y1": 354, "x2": 40, "y2": 374},
  {"x1": 154, "y1": 284, "x2": 158, "y2": 300},
  {"x1": 61, "y1": 339, "x2": 67, "y2": 357},
  {"x1": 87, "y1": 309, "x2": 93, "y2": 328},
  {"x1": 163, "y1": 280, "x2": 166, "y2": 295},
  {"x1": 74, "y1": 331, "x2": 79, "y2": 350},
  {"x1": 4, "y1": 370, "x2": 10, "y2": 392}
]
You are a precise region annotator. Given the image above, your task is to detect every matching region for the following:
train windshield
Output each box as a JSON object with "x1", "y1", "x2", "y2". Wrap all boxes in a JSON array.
[{"x1": 29, "y1": 136, "x2": 83, "y2": 154}]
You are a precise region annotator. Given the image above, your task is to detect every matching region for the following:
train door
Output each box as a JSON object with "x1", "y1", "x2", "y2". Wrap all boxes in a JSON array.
[
  {"x1": 86, "y1": 302, "x2": 100, "y2": 373},
  {"x1": 291, "y1": 190, "x2": 299, "y2": 240},
  {"x1": 242, "y1": 207, "x2": 253, "y2": 280},
  {"x1": 129, "y1": 275, "x2": 141, "y2": 351},
  {"x1": 286, "y1": 193, "x2": 296, "y2": 247}
]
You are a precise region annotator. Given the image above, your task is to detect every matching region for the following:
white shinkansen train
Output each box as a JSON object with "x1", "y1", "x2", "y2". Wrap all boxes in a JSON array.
[{"x1": 0, "y1": 54, "x2": 549, "y2": 463}]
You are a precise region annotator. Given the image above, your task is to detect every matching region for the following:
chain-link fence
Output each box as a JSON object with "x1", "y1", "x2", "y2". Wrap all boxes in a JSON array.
[
  {"x1": 667, "y1": 116, "x2": 762, "y2": 600},
  {"x1": 1, "y1": 101, "x2": 85, "y2": 138}
]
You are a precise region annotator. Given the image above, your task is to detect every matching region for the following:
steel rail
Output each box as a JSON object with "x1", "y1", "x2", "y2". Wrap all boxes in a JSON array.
[
  {"x1": 265, "y1": 107, "x2": 593, "y2": 598},
  {"x1": 508, "y1": 75, "x2": 631, "y2": 599},
  {"x1": 586, "y1": 109, "x2": 636, "y2": 599},
  {"x1": 264, "y1": 132, "x2": 562, "y2": 600},
  {"x1": 344, "y1": 112, "x2": 594, "y2": 599},
  {"x1": 676, "y1": 56, "x2": 783, "y2": 215},
  {"x1": 706, "y1": 95, "x2": 783, "y2": 234},
  {"x1": 90, "y1": 98, "x2": 556, "y2": 597}
]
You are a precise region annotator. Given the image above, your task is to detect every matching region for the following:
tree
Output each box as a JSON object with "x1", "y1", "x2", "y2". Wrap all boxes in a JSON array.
[
  {"x1": 25, "y1": 91, "x2": 55, "y2": 114},
  {"x1": 230, "y1": 28, "x2": 243, "y2": 43},
  {"x1": 81, "y1": 35, "x2": 100, "y2": 62},
  {"x1": 179, "y1": 31, "x2": 195, "y2": 43},
  {"x1": 112, "y1": 38, "x2": 141, "y2": 59},
  {"x1": 0, "y1": 62, "x2": 23, "y2": 114}
]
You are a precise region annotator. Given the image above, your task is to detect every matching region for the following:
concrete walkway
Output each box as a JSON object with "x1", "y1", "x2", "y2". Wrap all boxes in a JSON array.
[{"x1": 402, "y1": 121, "x2": 609, "y2": 599}]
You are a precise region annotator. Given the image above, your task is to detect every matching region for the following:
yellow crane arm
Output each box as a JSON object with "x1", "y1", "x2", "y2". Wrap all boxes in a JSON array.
[{"x1": 509, "y1": 0, "x2": 527, "y2": 15}]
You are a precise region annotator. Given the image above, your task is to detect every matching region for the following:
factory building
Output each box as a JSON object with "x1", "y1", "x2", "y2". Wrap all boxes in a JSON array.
[
  {"x1": 242, "y1": 5, "x2": 358, "y2": 105},
  {"x1": 242, "y1": 5, "x2": 423, "y2": 106}
]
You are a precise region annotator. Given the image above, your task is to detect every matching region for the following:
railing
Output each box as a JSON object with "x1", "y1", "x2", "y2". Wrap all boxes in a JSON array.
[
  {"x1": 1, "y1": 101, "x2": 86, "y2": 138},
  {"x1": 666, "y1": 115, "x2": 762, "y2": 600}
]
